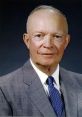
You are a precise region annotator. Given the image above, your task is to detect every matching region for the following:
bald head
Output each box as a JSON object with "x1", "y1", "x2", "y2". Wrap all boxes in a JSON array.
[{"x1": 26, "y1": 5, "x2": 68, "y2": 34}]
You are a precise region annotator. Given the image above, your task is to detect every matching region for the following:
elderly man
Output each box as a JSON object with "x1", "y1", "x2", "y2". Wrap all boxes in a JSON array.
[{"x1": 0, "y1": 5, "x2": 82, "y2": 117}]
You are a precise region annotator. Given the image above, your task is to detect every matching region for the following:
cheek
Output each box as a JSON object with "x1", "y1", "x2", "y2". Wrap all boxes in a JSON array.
[
  {"x1": 55, "y1": 41, "x2": 66, "y2": 55},
  {"x1": 29, "y1": 40, "x2": 40, "y2": 53}
]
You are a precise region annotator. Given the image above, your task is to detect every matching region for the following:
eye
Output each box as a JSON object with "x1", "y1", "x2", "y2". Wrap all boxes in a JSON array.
[
  {"x1": 52, "y1": 34, "x2": 64, "y2": 42},
  {"x1": 32, "y1": 33, "x2": 44, "y2": 41},
  {"x1": 35, "y1": 34, "x2": 42, "y2": 37},
  {"x1": 55, "y1": 35, "x2": 63, "y2": 38}
]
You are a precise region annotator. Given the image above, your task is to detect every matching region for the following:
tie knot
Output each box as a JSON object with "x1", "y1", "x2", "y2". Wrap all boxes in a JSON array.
[{"x1": 46, "y1": 76, "x2": 55, "y2": 85}]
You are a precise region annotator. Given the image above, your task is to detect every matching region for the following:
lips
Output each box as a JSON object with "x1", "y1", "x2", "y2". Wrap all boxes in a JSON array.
[
  {"x1": 37, "y1": 51, "x2": 55, "y2": 55},
  {"x1": 41, "y1": 53, "x2": 54, "y2": 55}
]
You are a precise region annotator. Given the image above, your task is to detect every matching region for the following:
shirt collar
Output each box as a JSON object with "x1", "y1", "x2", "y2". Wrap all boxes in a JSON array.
[{"x1": 30, "y1": 59, "x2": 59, "y2": 87}]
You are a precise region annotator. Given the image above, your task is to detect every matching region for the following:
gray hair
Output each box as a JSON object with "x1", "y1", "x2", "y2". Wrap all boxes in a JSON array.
[{"x1": 28, "y1": 5, "x2": 65, "y2": 17}]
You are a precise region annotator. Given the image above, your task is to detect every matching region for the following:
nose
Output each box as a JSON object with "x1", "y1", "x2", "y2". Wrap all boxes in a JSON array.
[{"x1": 43, "y1": 35, "x2": 53, "y2": 48}]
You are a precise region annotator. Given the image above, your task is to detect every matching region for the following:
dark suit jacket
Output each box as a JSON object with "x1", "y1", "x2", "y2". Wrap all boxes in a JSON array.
[{"x1": 0, "y1": 60, "x2": 82, "y2": 117}]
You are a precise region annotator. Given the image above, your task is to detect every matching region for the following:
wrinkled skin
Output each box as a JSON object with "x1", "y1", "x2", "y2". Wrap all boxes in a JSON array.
[{"x1": 23, "y1": 9, "x2": 70, "y2": 75}]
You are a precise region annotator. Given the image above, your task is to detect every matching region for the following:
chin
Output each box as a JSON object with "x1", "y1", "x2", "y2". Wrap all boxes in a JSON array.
[{"x1": 38, "y1": 60, "x2": 55, "y2": 67}]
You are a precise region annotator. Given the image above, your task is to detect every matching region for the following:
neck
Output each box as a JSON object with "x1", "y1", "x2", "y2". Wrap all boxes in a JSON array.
[{"x1": 35, "y1": 62, "x2": 58, "y2": 76}]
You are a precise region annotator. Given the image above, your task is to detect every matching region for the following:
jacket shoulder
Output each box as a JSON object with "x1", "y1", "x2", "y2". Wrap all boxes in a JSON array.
[
  {"x1": 0, "y1": 66, "x2": 23, "y2": 85},
  {"x1": 60, "y1": 67, "x2": 82, "y2": 86},
  {"x1": 0, "y1": 60, "x2": 31, "y2": 87}
]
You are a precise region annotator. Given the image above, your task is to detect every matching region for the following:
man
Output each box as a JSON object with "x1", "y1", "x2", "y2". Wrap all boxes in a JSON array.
[{"x1": 0, "y1": 5, "x2": 82, "y2": 117}]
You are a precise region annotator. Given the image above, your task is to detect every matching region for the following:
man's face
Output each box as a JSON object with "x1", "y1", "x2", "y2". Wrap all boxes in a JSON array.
[{"x1": 24, "y1": 10, "x2": 70, "y2": 68}]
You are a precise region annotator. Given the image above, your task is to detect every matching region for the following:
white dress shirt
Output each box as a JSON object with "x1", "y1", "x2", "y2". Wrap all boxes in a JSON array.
[{"x1": 30, "y1": 59, "x2": 61, "y2": 96}]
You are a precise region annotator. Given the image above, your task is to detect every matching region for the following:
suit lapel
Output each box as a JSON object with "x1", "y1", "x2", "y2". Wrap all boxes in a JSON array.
[
  {"x1": 29, "y1": 76, "x2": 56, "y2": 117},
  {"x1": 60, "y1": 68, "x2": 78, "y2": 117},
  {"x1": 23, "y1": 61, "x2": 56, "y2": 117}
]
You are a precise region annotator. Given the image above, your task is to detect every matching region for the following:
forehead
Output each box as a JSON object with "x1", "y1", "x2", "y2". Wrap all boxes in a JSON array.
[
  {"x1": 28, "y1": 9, "x2": 64, "y2": 23},
  {"x1": 27, "y1": 9, "x2": 68, "y2": 33}
]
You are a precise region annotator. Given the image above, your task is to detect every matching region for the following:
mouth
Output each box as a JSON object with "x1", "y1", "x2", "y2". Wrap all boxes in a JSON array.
[
  {"x1": 41, "y1": 53, "x2": 54, "y2": 55},
  {"x1": 39, "y1": 53, "x2": 54, "y2": 58},
  {"x1": 37, "y1": 51, "x2": 55, "y2": 57}
]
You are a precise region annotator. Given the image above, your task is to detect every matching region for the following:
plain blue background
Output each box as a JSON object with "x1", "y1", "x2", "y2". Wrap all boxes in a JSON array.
[{"x1": 0, "y1": 0, "x2": 82, "y2": 76}]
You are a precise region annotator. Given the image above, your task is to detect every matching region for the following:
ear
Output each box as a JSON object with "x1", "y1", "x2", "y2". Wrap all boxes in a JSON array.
[
  {"x1": 23, "y1": 33, "x2": 30, "y2": 49},
  {"x1": 64, "y1": 34, "x2": 70, "y2": 49}
]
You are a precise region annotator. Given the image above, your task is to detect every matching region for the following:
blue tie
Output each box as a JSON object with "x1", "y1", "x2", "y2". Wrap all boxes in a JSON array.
[{"x1": 47, "y1": 76, "x2": 64, "y2": 117}]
